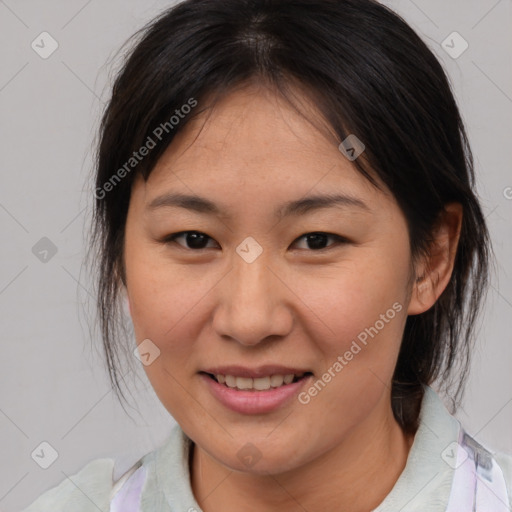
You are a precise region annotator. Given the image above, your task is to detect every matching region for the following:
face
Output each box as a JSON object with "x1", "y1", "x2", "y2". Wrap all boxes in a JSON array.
[{"x1": 124, "y1": 85, "x2": 418, "y2": 474}]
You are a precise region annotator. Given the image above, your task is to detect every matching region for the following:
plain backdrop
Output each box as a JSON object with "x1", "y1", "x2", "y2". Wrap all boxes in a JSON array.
[{"x1": 0, "y1": 0, "x2": 511, "y2": 510}]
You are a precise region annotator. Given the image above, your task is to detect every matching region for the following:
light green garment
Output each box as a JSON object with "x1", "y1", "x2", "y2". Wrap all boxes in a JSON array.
[{"x1": 22, "y1": 386, "x2": 512, "y2": 511}]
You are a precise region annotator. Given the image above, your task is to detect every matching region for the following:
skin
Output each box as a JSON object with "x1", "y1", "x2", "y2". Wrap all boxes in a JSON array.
[{"x1": 123, "y1": 83, "x2": 462, "y2": 511}]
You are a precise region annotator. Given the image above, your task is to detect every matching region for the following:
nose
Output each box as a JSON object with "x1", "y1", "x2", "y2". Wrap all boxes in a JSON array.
[{"x1": 212, "y1": 252, "x2": 294, "y2": 346}]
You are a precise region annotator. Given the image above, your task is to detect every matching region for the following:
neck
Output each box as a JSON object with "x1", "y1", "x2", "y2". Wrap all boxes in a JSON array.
[{"x1": 190, "y1": 398, "x2": 415, "y2": 512}]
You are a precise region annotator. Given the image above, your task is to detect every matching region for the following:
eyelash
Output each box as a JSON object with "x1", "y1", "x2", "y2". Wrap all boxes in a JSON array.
[{"x1": 161, "y1": 231, "x2": 349, "y2": 252}]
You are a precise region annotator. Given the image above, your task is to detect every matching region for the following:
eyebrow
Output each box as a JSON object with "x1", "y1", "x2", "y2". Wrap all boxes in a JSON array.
[{"x1": 147, "y1": 192, "x2": 372, "y2": 218}]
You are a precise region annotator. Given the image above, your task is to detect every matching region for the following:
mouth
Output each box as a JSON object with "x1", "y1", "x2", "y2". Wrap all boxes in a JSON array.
[{"x1": 200, "y1": 371, "x2": 314, "y2": 391}]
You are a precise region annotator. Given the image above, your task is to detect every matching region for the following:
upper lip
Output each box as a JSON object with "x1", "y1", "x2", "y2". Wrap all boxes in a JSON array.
[{"x1": 201, "y1": 365, "x2": 313, "y2": 379}]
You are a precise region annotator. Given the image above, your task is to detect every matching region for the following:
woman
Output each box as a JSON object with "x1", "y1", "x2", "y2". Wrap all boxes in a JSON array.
[{"x1": 23, "y1": 0, "x2": 512, "y2": 510}]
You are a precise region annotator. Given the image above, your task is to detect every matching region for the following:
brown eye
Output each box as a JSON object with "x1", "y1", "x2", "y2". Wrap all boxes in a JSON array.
[
  {"x1": 292, "y1": 232, "x2": 347, "y2": 251},
  {"x1": 164, "y1": 231, "x2": 218, "y2": 250}
]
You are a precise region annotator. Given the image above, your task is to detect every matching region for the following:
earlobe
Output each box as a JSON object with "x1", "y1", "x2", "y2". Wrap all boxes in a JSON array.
[
  {"x1": 407, "y1": 202, "x2": 463, "y2": 316},
  {"x1": 407, "y1": 272, "x2": 438, "y2": 315}
]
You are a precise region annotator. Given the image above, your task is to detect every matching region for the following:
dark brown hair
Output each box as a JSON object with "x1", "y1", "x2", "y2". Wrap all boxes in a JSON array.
[{"x1": 86, "y1": 0, "x2": 491, "y2": 433}]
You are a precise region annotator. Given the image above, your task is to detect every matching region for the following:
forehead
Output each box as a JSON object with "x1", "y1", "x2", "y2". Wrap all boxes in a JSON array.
[{"x1": 133, "y1": 86, "x2": 391, "y2": 214}]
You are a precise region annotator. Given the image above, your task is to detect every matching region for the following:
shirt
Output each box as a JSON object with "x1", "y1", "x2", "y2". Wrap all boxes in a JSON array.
[{"x1": 22, "y1": 385, "x2": 512, "y2": 511}]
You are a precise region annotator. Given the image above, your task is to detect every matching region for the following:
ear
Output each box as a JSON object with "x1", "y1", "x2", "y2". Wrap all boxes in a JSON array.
[{"x1": 407, "y1": 202, "x2": 463, "y2": 316}]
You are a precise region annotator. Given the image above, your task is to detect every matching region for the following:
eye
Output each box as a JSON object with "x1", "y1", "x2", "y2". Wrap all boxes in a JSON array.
[
  {"x1": 161, "y1": 231, "x2": 348, "y2": 252},
  {"x1": 292, "y1": 232, "x2": 348, "y2": 251},
  {"x1": 163, "y1": 231, "x2": 219, "y2": 250}
]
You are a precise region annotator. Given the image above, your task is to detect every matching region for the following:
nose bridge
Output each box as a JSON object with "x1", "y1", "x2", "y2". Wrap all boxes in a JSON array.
[
  {"x1": 213, "y1": 248, "x2": 292, "y2": 345},
  {"x1": 233, "y1": 252, "x2": 272, "y2": 308}
]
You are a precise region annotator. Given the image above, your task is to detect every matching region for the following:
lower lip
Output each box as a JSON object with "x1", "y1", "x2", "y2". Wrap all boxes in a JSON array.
[{"x1": 200, "y1": 373, "x2": 313, "y2": 415}]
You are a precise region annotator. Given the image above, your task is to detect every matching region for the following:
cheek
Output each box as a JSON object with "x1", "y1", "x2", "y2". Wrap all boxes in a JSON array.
[
  {"x1": 125, "y1": 249, "x2": 217, "y2": 366},
  {"x1": 125, "y1": 264, "x2": 169, "y2": 358},
  {"x1": 128, "y1": 274, "x2": 196, "y2": 344},
  {"x1": 126, "y1": 245, "x2": 189, "y2": 329},
  {"x1": 294, "y1": 245, "x2": 411, "y2": 363},
  {"x1": 124, "y1": 254, "x2": 204, "y2": 412}
]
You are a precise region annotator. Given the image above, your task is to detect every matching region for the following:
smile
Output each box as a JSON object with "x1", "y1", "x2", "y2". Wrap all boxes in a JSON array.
[
  {"x1": 199, "y1": 371, "x2": 314, "y2": 414},
  {"x1": 205, "y1": 372, "x2": 311, "y2": 391}
]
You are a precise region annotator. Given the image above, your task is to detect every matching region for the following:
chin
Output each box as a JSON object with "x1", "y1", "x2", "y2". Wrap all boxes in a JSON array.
[
  {"x1": 207, "y1": 436, "x2": 310, "y2": 476},
  {"x1": 225, "y1": 453, "x2": 303, "y2": 476}
]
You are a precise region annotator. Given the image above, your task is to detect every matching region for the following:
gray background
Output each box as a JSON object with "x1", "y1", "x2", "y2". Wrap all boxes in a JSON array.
[{"x1": 0, "y1": 0, "x2": 511, "y2": 510}]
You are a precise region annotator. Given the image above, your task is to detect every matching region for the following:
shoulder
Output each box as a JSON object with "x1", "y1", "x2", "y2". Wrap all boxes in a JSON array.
[
  {"x1": 22, "y1": 458, "x2": 116, "y2": 512},
  {"x1": 21, "y1": 426, "x2": 189, "y2": 512},
  {"x1": 493, "y1": 449, "x2": 512, "y2": 506},
  {"x1": 375, "y1": 386, "x2": 512, "y2": 512},
  {"x1": 449, "y1": 425, "x2": 512, "y2": 511},
  {"x1": 495, "y1": 449, "x2": 512, "y2": 478}
]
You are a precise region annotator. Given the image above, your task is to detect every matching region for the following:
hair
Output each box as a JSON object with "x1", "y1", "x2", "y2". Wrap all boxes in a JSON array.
[{"x1": 86, "y1": 0, "x2": 491, "y2": 434}]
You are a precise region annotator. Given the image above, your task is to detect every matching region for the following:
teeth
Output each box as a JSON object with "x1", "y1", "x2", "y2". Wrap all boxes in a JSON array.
[
  {"x1": 270, "y1": 375, "x2": 285, "y2": 387},
  {"x1": 225, "y1": 375, "x2": 237, "y2": 387},
  {"x1": 253, "y1": 376, "x2": 271, "y2": 390},
  {"x1": 236, "y1": 377, "x2": 253, "y2": 390},
  {"x1": 283, "y1": 374, "x2": 294, "y2": 384},
  {"x1": 214, "y1": 373, "x2": 304, "y2": 390}
]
